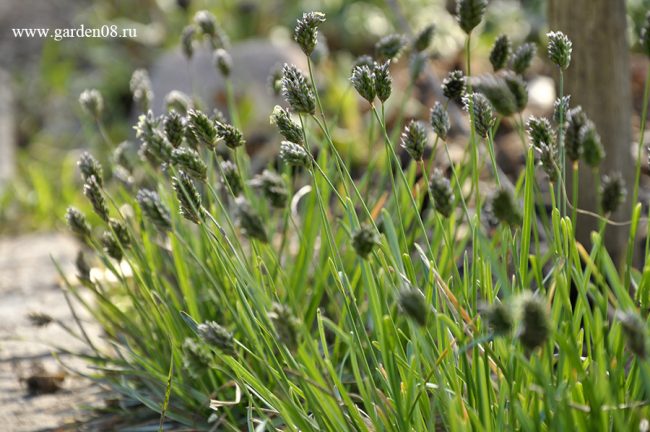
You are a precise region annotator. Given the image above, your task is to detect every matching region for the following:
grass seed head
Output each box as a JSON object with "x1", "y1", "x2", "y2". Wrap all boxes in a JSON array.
[
  {"x1": 197, "y1": 321, "x2": 234, "y2": 351},
  {"x1": 194, "y1": 10, "x2": 229, "y2": 49},
  {"x1": 101, "y1": 230, "x2": 123, "y2": 261},
  {"x1": 442, "y1": 70, "x2": 466, "y2": 104},
  {"x1": 182, "y1": 338, "x2": 213, "y2": 378},
  {"x1": 398, "y1": 288, "x2": 429, "y2": 326},
  {"x1": 79, "y1": 89, "x2": 103, "y2": 119},
  {"x1": 565, "y1": 106, "x2": 587, "y2": 161},
  {"x1": 580, "y1": 120, "x2": 605, "y2": 168},
  {"x1": 489, "y1": 188, "x2": 522, "y2": 227},
  {"x1": 511, "y1": 43, "x2": 536, "y2": 75},
  {"x1": 490, "y1": 35, "x2": 511, "y2": 71},
  {"x1": 165, "y1": 90, "x2": 192, "y2": 115},
  {"x1": 213, "y1": 48, "x2": 232, "y2": 77},
  {"x1": 130, "y1": 69, "x2": 153, "y2": 112},
  {"x1": 172, "y1": 147, "x2": 207, "y2": 181},
  {"x1": 78, "y1": 152, "x2": 103, "y2": 187},
  {"x1": 186, "y1": 109, "x2": 217, "y2": 149},
  {"x1": 430, "y1": 102, "x2": 450, "y2": 141},
  {"x1": 294, "y1": 11, "x2": 326, "y2": 56},
  {"x1": 65, "y1": 207, "x2": 92, "y2": 239},
  {"x1": 352, "y1": 224, "x2": 380, "y2": 259},
  {"x1": 413, "y1": 24, "x2": 435, "y2": 52},
  {"x1": 163, "y1": 111, "x2": 185, "y2": 148},
  {"x1": 236, "y1": 197, "x2": 269, "y2": 243},
  {"x1": 456, "y1": 0, "x2": 488, "y2": 35},
  {"x1": 172, "y1": 171, "x2": 203, "y2": 224},
  {"x1": 481, "y1": 301, "x2": 513, "y2": 336},
  {"x1": 140, "y1": 129, "x2": 174, "y2": 164},
  {"x1": 83, "y1": 175, "x2": 109, "y2": 222},
  {"x1": 351, "y1": 64, "x2": 376, "y2": 103},
  {"x1": 553, "y1": 95, "x2": 570, "y2": 125},
  {"x1": 180, "y1": 25, "x2": 195, "y2": 60},
  {"x1": 220, "y1": 160, "x2": 243, "y2": 196},
  {"x1": 108, "y1": 218, "x2": 131, "y2": 249},
  {"x1": 136, "y1": 189, "x2": 172, "y2": 233},
  {"x1": 280, "y1": 141, "x2": 311, "y2": 167},
  {"x1": 281, "y1": 64, "x2": 316, "y2": 115},
  {"x1": 270, "y1": 105, "x2": 303, "y2": 145},
  {"x1": 249, "y1": 170, "x2": 289, "y2": 208},
  {"x1": 400, "y1": 120, "x2": 428, "y2": 161},
  {"x1": 268, "y1": 303, "x2": 300, "y2": 349},
  {"x1": 375, "y1": 34, "x2": 408, "y2": 61},
  {"x1": 75, "y1": 250, "x2": 91, "y2": 284},
  {"x1": 517, "y1": 293, "x2": 550, "y2": 352},
  {"x1": 547, "y1": 31, "x2": 572, "y2": 70},
  {"x1": 374, "y1": 61, "x2": 392, "y2": 103},
  {"x1": 600, "y1": 172, "x2": 627, "y2": 214},
  {"x1": 463, "y1": 92, "x2": 495, "y2": 138},
  {"x1": 429, "y1": 168, "x2": 454, "y2": 218},
  {"x1": 526, "y1": 116, "x2": 555, "y2": 149},
  {"x1": 536, "y1": 142, "x2": 558, "y2": 183}
]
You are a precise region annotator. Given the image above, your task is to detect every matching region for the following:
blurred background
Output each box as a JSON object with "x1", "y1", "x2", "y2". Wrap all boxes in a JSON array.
[{"x1": 0, "y1": 0, "x2": 649, "y2": 234}]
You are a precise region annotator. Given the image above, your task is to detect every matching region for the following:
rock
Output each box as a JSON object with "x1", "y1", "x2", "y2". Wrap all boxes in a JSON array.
[
  {"x1": 0, "y1": 69, "x2": 14, "y2": 191},
  {"x1": 150, "y1": 39, "x2": 307, "y2": 166}
]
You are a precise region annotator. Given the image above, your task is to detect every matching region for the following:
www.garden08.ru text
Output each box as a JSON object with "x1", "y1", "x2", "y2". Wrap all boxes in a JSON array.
[{"x1": 12, "y1": 25, "x2": 137, "y2": 42}]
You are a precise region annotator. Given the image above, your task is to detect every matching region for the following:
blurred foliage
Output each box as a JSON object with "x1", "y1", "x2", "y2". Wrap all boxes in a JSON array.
[{"x1": 0, "y1": 0, "x2": 647, "y2": 234}]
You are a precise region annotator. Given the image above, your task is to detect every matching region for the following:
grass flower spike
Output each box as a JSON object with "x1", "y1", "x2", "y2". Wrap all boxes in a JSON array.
[
  {"x1": 352, "y1": 224, "x2": 380, "y2": 259},
  {"x1": 463, "y1": 93, "x2": 495, "y2": 138},
  {"x1": 294, "y1": 11, "x2": 326, "y2": 56},
  {"x1": 374, "y1": 62, "x2": 392, "y2": 103},
  {"x1": 136, "y1": 189, "x2": 172, "y2": 233},
  {"x1": 490, "y1": 35, "x2": 511, "y2": 71},
  {"x1": 511, "y1": 43, "x2": 536, "y2": 75},
  {"x1": 220, "y1": 160, "x2": 243, "y2": 196},
  {"x1": 270, "y1": 105, "x2": 303, "y2": 144},
  {"x1": 83, "y1": 175, "x2": 109, "y2": 221},
  {"x1": 236, "y1": 197, "x2": 268, "y2": 242},
  {"x1": 429, "y1": 168, "x2": 454, "y2": 217},
  {"x1": 400, "y1": 120, "x2": 428, "y2": 161},
  {"x1": 517, "y1": 293, "x2": 550, "y2": 351},
  {"x1": 281, "y1": 64, "x2": 316, "y2": 115},
  {"x1": 350, "y1": 65, "x2": 376, "y2": 103},
  {"x1": 65, "y1": 207, "x2": 91, "y2": 239},
  {"x1": 456, "y1": 0, "x2": 488, "y2": 35},
  {"x1": 280, "y1": 141, "x2": 311, "y2": 167},
  {"x1": 398, "y1": 288, "x2": 428, "y2": 326},
  {"x1": 79, "y1": 89, "x2": 103, "y2": 118},
  {"x1": 375, "y1": 34, "x2": 408, "y2": 61},
  {"x1": 547, "y1": 31, "x2": 572, "y2": 70},
  {"x1": 442, "y1": 70, "x2": 466, "y2": 103},
  {"x1": 413, "y1": 24, "x2": 435, "y2": 52},
  {"x1": 78, "y1": 152, "x2": 103, "y2": 187},
  {"x1": 430, "y1": 102, "x2": 450, "y2": 140},
  {"x1": 250, "y1": 170, "x2": 289, "y2": 208},
  {"x1": 600, "y1": 172, "x2": 627, "y2": 214},
  {"x1": 172, "y1": 171, "x2": 203, "y2": 224}
]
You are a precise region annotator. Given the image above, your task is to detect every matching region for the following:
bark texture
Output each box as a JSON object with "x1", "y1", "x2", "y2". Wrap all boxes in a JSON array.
[{"x1": 549, "y1": 0, "x2": 633, "y2": 264}]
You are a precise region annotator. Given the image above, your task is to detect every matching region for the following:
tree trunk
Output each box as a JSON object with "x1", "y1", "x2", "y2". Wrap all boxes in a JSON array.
[{"x1": 549, "y1": 0, "x2": 633, "y2": 264}]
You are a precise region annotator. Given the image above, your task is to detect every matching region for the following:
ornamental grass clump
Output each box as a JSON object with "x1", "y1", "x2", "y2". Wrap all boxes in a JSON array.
[{"x1": 57, "y1": 8, "x2": 650, "y2": 432}]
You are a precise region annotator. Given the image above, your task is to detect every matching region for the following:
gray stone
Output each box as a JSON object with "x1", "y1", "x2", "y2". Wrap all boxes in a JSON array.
[{"x1": 150, "y1": 38, "x2": 307, "y2": 129}]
